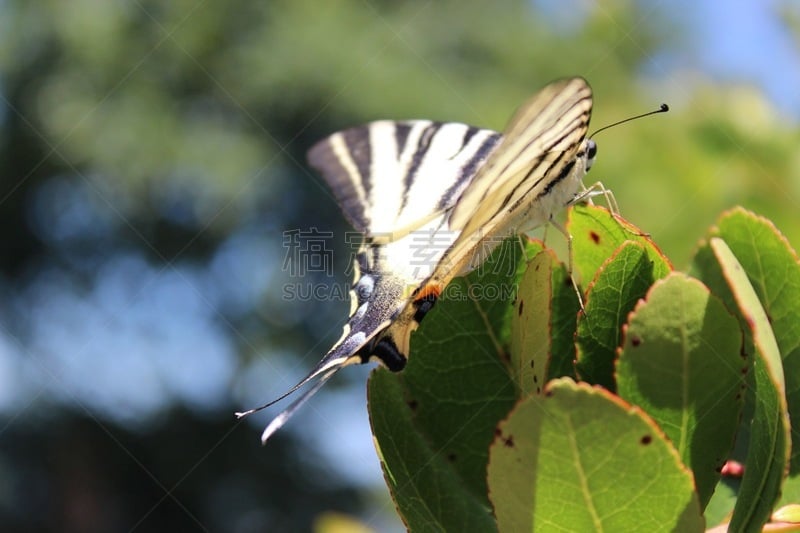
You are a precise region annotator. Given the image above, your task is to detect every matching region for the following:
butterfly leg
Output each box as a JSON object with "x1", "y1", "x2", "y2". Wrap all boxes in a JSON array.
[
  {"x1": 572, "y1": 182, "x2": 649, "y2": 238},
  {"x1": 572, "y1": 181, "x2": 619, "y2": 214},
  {"x1": 547, "y1": 216, "x2": 585, "y2": 312}
]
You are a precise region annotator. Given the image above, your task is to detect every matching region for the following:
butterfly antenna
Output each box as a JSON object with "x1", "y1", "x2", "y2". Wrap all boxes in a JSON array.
[{"x1": 590, "y1": 103, "x2": 669, "y2": 138}]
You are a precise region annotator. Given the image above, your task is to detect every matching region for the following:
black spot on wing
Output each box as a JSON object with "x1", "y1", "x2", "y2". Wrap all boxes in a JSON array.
[
  {"x1": 412, "y1": 292, "x2": 439, "y2": 323},
  {"x1": 369, "y1": 336, "x2": 406, "y2": 371}
]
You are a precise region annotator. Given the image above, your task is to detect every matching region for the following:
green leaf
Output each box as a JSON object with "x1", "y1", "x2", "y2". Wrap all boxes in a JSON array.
[
  {"x1": 779, "y1": 476, "x2": 800, "y2": 510},
  {"x1": 510, "y1": 251, "x2": 555, "y2": 396},
  {"x1": 487, "y1": 379, "x2": 704, "y2": 532},
  {"x1": 369, "y1": 370, "x2": 500, "y2": 532},
  {"x1": 575, "y1": 240, "x2": 670, "y2": 390},
  {"x1": 510, "y1": 250, "x2": 580, "y2": 393},
  {"x1": 705, "y1": 238, "x2": 790, "y2": 532},
  {"x1": 368, "y1": 237, "x2": 534, "y2": 532},
  {"x1": 692, "y1": 207, "x2": 800, "y2": 477},
  {"x1": 704, "y1": 480, "x2": 739, "y2": 529},
  {"x1": 616, "y1": 273, "x2": 745, "y2": 509},
  {"x1": 569, "y1": 203, "x2": 672, "y2": 286},
  {"x1": 549, "y1": 252, "x2": 583, "y2": 379}
]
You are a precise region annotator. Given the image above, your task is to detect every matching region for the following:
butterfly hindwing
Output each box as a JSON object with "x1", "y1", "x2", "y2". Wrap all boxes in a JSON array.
[{"x1": 308, "y1": 120, "x2": 501, "y2": 241}]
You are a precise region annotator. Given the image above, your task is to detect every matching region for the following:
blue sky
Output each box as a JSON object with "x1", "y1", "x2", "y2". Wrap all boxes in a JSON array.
[
  {"x1": 664, "y1": 0, "x2": 799, "y2": 119},
  {"x1": 532, "y1": 0, "x2": 800, "y2": 119}
]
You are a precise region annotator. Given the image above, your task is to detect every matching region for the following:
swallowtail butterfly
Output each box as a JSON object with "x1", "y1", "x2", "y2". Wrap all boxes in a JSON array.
[{"x1": 238, "y1": 77, "x2": 596, "y2": 442}]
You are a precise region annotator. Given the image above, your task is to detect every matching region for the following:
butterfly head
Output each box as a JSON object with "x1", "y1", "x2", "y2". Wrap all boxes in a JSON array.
[
  {"x1": 584, "y1": 139, "x2": 598, "y2": 171},
  {"x1": 586, "y1": 139, "x2": 597, "y2": 172}
]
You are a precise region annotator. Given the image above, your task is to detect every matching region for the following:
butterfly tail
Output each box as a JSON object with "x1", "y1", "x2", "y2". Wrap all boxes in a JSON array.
[
  {"x1": 258, "y1": 367, "x2": 338, "y2": 443},
  {"x1": 235, "y1": 331, "x2": 369, "y2": 440}
]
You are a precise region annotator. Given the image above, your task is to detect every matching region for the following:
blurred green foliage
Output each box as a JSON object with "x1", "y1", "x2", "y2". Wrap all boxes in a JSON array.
[
  {"x1": 3, "y1": 1, "x2": 795, "y2": 260},
  {"x1": 2, "y1": 0, "x2": 795, "y2": 254}
]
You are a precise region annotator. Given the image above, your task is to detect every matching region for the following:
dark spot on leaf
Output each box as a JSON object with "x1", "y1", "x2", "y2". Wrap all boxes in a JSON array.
[
  {"x1": 494, "y1": 428, "x2": 502, "y2": 437},
  {"x1": 533, "y1": 374, "x2": 538, "y2": 383},
  {"x1": 545, "y1": 389, "x2": 554, "y2": 397},
  {"x1": 407, "y1": 399, "x2": 418, "y2": 411},
  {"x1": 589, "y1": 231, "x2": 600, "y2": 244},
  {"x1": 530, "y1": 360, "x2": 535, "y2": 369},
  {"x1": 741, "y1": 367, "x2": 748, "y2": 375},
  {"x1": 504, "y1": 435, "x2": 515, "y2": 448},
  {"x1": 536, "y1": 386, "x2": 541, "y2": 394},
  {"x1": 518, "y1": 300, "x2": 524, "y2": 316},
  {"x1": 447, "y1": 453, "x2": 457, "y2": 462},
  {"x1": 640, "y1": 435, "x2": 652, "y2": 445},
  {"x1": 631, "y1": 336, "x2": 641, "y2": 347}
]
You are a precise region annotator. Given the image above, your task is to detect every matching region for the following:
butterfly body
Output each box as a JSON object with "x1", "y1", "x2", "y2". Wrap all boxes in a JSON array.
[{"x1": 240, "y1": 78, "x2": 595, "y2": 442}]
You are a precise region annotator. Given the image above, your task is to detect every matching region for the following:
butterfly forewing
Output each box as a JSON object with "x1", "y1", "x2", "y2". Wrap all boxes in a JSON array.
[
  {"x1": 375, "y1": 77, "x2": 594, "y2": 357},
  {"x1": 450, "y1": 77, "x2": 592, "y2": 241}
]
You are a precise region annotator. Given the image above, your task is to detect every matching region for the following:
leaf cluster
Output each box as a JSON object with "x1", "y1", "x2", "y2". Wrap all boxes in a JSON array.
[{"x1": 369, "y1": 205, "x2": 800, "y2": 532}]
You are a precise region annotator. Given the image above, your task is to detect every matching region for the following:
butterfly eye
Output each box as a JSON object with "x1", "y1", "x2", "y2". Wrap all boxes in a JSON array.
[{"x1": 585, "y1": 139, "x2": 597, "y2": 170}]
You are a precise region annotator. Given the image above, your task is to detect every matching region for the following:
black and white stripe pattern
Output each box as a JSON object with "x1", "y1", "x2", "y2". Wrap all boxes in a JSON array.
[
  {"x1": 308, "y1": 120, "x2": 501, "y2": 241},
  {"x1": 423, "y1": 77, "x2": 594, "y2": 285},
  {"x1": 450, "y1": 77, "x2": 592, "y2": 243},
  {"x1": 243, "y1": 77, "x2": 596, "y2": 443}
]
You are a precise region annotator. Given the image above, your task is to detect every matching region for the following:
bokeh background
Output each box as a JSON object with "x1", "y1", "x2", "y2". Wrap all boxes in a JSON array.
[{"x1": 1, "y1": 1, "x2": 798, "y2": 531}]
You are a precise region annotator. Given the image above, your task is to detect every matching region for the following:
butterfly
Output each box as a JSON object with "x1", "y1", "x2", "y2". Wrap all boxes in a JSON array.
[{"x1": 237, "y1": 77, "x2": 595, "y2": 442}]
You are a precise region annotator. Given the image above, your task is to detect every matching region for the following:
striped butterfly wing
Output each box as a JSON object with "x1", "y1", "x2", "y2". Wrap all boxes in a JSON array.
[
  {"x1": 242, "y1": 120, "x2": 502, "y2": 442},
  {"x1": 376, "y1": 77, "x2": 594, "y2": 357},
  {"x1": 242, "y1": 78, "x2": 594, "y2": 443},
  {"x1": 438, "y1": 77, "x2": 593, "y2": 283},
  {"x1": 308, "y1": 120, "x2": 501, "y2": 242}
]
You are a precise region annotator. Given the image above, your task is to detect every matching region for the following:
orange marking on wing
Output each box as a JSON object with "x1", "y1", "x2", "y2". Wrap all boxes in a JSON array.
[{"x1": 414, "y1": 282, "x2": 443, "y2": 302}]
